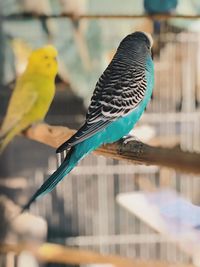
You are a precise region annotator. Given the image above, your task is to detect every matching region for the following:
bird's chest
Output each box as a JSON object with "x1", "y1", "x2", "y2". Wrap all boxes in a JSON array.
[
  {"x1": 37, "y1": 79, "x2": 54, "y2": 102},
  {"x1": 33, "y1": 79, "x2": 55, "y2": 117}
]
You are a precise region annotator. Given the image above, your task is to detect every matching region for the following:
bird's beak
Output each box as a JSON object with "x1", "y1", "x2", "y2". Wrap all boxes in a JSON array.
[{"x1": 54, "y1": 57, "x2": 57, "y2": 61}]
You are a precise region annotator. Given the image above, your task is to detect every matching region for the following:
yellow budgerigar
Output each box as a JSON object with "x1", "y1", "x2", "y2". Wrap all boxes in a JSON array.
[{"x1": 0, "y1": 45, "x2": 58, "y2": 153}]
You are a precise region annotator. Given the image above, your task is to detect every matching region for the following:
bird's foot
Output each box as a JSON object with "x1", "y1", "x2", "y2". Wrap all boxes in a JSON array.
[
  {"x1": 31, "y1": 120, "x2": 45, "y2": 127},
  {"x1": 122, "y1": 134, "x2": 140, "y2": 145},
  {"x1": 21, "y1": 121, "x2": 45, "y2": 134}
]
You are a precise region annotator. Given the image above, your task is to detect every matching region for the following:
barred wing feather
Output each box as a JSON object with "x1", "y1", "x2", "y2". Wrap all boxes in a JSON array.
[{"x1": 57, "y1": 63, "x2": 147, "y2": 153}]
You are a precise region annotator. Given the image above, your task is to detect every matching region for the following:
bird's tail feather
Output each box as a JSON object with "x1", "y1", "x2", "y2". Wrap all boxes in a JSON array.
[
  {"x1": 21, "y1": 144, "x2": 89, "y2": 212},
  {"x1": 0, "y1": 125, "x2": 22, "y2": 153},
  {"x1": 0, "y1": 129, "x2": 6, "y2": 153},
  {"x1": 0, "y1": 131, "x2": 14, "y2": 154},
  {"x1": 0, "y1": 131, "x2": 5, "y2": 140}
]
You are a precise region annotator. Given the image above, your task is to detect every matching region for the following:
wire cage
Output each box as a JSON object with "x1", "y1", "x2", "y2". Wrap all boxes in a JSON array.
[{"x1": 24, "y1": 28, "x2": 200, "y2": 265}]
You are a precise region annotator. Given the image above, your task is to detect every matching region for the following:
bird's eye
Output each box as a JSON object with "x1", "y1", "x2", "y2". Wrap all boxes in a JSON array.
[{"x1": 44, "y1": 55, "x2": 49, "y2": 59}]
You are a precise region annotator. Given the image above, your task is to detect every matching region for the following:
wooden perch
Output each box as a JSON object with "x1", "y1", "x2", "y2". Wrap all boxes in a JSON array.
[
  {"x1": 23, "y1": 123, "x2": 200, "y2": 175},
  {"x1": 5, "y1": 12, "x2": 200, "y2": 20},
  {"x1": 0, "y1": 242, "x2": 195, "y2": 267}
]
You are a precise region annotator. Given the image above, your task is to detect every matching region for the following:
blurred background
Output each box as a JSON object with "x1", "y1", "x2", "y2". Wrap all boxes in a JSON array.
[{"x1": 1, "y1": 0, "x2": 200, "y2": 267}]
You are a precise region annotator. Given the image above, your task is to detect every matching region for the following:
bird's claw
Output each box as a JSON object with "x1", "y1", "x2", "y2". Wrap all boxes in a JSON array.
[{"x1": 122, "y1": 135, "x2": 140, "y2": 145}]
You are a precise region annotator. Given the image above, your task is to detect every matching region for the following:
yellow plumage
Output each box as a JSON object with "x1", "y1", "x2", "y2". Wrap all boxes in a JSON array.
[{"x1": 0, "y1": 45, "x2": 58, "y2": 153}]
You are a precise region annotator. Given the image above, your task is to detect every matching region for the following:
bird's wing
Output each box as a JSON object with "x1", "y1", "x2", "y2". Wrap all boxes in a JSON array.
[
  {"x1": 0, "y1": 83, "x2": 38, "y2": 137},
  {"x1": 57, "y1": 64, "x2": 147, "y2": 153},
  {"x1": 87, "y1": 66, "x2": 147, "y2": 122}
]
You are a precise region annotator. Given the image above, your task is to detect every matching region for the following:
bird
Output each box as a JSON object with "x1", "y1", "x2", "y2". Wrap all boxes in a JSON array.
[
  {"x1": 0, "y1": 45, "x2": 58, "y2": 153},
  {"x1": 22, "y1": 31, "x2": 154, "y2": 211},
  {"x1": 144, "y1": 0, "x2": 178, "y2": 14}
]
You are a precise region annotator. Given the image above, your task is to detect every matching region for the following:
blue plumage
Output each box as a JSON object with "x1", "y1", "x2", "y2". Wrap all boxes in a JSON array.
[
  {"x1": 144, "y1": 0, "x2": 178, "y2": 14},
  {"x1": 22, "y1": 31, "x2": 155, "y2": 211}
]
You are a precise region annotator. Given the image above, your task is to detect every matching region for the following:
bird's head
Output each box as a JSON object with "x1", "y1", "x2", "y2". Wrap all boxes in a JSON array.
[
  {"x1": 117, "y1": 31, "x2": 153, "y2": 59},
  {"x1": 27, "y1": 45, "x2": 58, "y2": 78}
]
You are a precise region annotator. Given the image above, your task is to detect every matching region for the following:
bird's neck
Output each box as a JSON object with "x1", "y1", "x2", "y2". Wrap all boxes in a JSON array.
[{"x1": 25, "y1": 65, "x2": 56, "y2": 80}]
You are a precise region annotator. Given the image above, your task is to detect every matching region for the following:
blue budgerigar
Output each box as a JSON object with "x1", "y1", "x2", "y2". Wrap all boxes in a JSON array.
[
  {"x1": 23, "y1": 31, "x2": 154, "y2": 211},
  {"x1": 144, "y1": 0, "x2": 178, "y2": 14}
]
